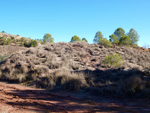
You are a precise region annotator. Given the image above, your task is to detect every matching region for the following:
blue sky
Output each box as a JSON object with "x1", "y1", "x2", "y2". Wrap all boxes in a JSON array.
[{"x1": 0, "y1": 0, "x2": 150, "y2": 46}]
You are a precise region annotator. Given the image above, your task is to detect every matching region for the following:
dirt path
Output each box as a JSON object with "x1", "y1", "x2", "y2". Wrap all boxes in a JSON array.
[{"x1": 0, "y1": 82, "x2": 150, "y2": 113}]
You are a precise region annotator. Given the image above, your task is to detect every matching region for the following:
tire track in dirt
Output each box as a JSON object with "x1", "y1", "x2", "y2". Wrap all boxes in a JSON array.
[
  {"x1": 0, "y1": 82, "x2": 150, "y2": 113},
  {"x1": 0, "y1": 83, "x2": 70, "y2": 113}
]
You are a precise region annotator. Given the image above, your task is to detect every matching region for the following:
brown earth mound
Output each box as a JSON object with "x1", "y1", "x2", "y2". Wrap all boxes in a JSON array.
[{"x1": 0, "y1": 42, "x2": 150, "y2": 98}]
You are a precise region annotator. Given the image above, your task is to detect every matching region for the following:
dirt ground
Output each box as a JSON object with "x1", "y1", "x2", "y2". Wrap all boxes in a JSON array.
[{"x1": 0, "y1": 82, "x2": 150, "y2": 113}]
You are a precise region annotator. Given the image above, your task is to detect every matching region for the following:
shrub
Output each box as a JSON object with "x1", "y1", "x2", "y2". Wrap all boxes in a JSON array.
[
  {"x1": 82, "y1": 38, "x2": 88, "y2": 42},
  {"x1": 102, "y1": 53, "x2": 123, "y2": 68},
  {"x1": 122, "y1": 76, "x2": 144, "y2": 96},
  {"x1": 7, "y1": 38, "x2": 12, "y2": 45},
  {"x1": 24, "y1": 40, "x2": 38, "y2": 47},
  {"x1": 70, "y1": 35, "x2": 81, "y2": 42},
  {"x1": 20, "y1": 37, "x2": 25, "y2": 42},
  {"x1": 119, "y1": 35, "x2": 132, "y2": 45},
  {"x1": 0, "y1": 36, "x2": 7, "y2": 45},
  {"x1": 11, "y1": 37, "x2": 15, "y2": 40},
  {"x1": 48, "y1": 69, "x2": 88, "y2": 91},
  {"x1": 24, "y1": 40, "x2": 30, "y2": 47},
  {"x1": 20, "y1": 42, "x2": 24, "y2": 46},
  {"x1": 3, "y1": 39, "x2": 7, "y2": 45},
  {"x1": 100, "y1": 38, "x2": 112, "y2": 47},
  {"x1": 30, "y1": 40, "x2": 38, "y2": 47}
]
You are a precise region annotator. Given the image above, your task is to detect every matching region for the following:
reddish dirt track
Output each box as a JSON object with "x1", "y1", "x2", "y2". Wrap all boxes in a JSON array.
[{"x1": 0, "y1": 82, "x2": 150, "y2": 113}]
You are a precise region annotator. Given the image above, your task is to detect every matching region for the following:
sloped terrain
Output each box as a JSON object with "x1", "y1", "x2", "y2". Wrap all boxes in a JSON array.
[
  {"x1": 0, "y1": 42, "x2": 150, "y2": 98},
  {"x1": 0, "y1": 45, "x2": 27, "y2": 56},
  {"x1": 1, "y1": 42, "x2": 150, "y2": 72},
  {"x1": 0, "y1": 32, "x2": 30, "y2": 41}
]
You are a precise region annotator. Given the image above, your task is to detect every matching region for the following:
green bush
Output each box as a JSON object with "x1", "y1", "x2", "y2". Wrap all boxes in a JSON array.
[
  {"x1": 11, "y1": 37, "x2": 15, "y2": 40},
  {"x1": 70, "y1": 35, "x2": 81, "y2": 42},
  {"x1": 0, "y1": 36, "x2": 7, "y2": 45},
  {"x1": 7, "y1": 38, "x2": 12, "y2": 45},
  {"x1": 102, "y1": 53, "x2": 123, "y2": 68},
  {"x1": 24, "y1": 40, "x2": 30, "y2": 47},
  {"x1": 3, "y1": 39, "x2": 7, "y2": 45},
  {"x1": 30, "y1": 40, "x2": 38, "y2": 47},
  {"x1": 119, "y1": 35, "x2": 132, "y2": 45},
  {"x1": 20, "y1": 37, "x2": 25, "y2": 42},
  {"x1": 82, "y1": 38, "x2": 88, "y2": 42},
  {"x1": 24, "y1": 40, "x2": 38, "y2": 47},
  {"x1": 100, "y1": 38, "x2": 112, "y2": 47},
  {"x1": 20, "y1": 42, "x2": 24, "y2": 46}
]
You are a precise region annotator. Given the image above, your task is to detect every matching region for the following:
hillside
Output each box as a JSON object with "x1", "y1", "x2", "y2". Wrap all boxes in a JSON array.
[
  {"x1": 0, "y1": 45, "x2": 27, "y2": 56},
  {"x1": 0, "y1": 32, "x2": 39, "y2": 52},
  {"x1": 0, "y1": 32, "x2": 30, "y2": 41},
  {"x1": 0, "y1": 42, "x2": 150, "y2": 98}
]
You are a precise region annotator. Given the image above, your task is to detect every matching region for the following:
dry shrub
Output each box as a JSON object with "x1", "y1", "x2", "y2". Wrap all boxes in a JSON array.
[
  {"x1": 40, "y1": 68, "x2": 88, "y2": 91},
  {"x1": 11, "y1": 74, "x2": 27, "y2": 83},
  {"x1": 147, "y1": 80, "x2": 150, "y2": 88},
  {"x1": 121, "y1": 76, "x2": 145, "y2": 96},
  {"x1": 53, "y1": 69, "x2": 88, "y2": 91},
  {"x1": 141, "y1": 80, "x2": 150, "y2": 98},
  {"x1": 31, "y1": 65, "x2": 50, "y2": 77}
]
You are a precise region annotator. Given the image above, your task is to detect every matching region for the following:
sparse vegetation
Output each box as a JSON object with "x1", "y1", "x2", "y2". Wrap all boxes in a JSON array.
[
  {"x1": 0, "y1": 27, "x2": 141, "y2": 49},
  {"x1": 0, "y1": 33, "x2": 39, "y2": 48},
  {"x1": 0, "y1": 41, "x2": 149, "y2": 99},
  {"x1": 0, "y1": 30, "x2": 149, "y2": 100}
]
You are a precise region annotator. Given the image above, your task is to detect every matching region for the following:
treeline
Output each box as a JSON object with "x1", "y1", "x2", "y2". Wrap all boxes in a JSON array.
[
  {"x1": 0, "y1": 27, "x2": 139, "y2": 48},
  {"x1": 70, "y1": 27, "x2": 139, "y2": 47}
]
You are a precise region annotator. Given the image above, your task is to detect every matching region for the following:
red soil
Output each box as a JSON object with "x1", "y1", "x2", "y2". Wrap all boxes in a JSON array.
[{"x1": 0, "y1": 82, "x2": 149, "y2": 113}]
